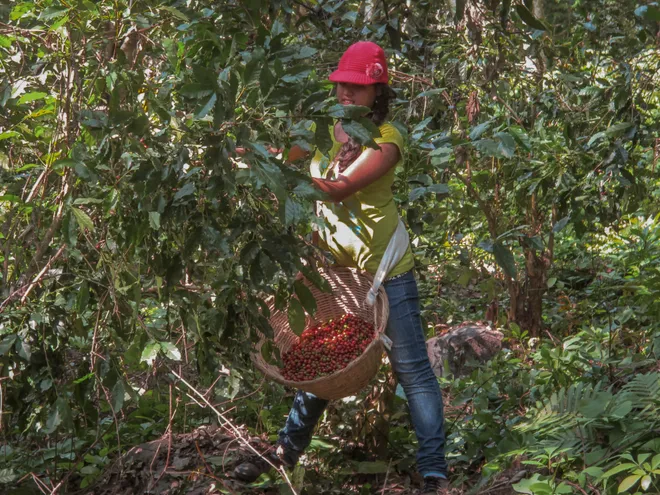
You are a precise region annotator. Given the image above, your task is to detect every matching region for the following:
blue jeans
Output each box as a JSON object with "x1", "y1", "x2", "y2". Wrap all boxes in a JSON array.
[{"x1": 277, "y1": 270, "x2": 448, "y2": 478}]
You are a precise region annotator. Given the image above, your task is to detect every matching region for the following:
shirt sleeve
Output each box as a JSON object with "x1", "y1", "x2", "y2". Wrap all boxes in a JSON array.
[{"x1": 374, "y1": 123, "x2": 405, "y2": 157}]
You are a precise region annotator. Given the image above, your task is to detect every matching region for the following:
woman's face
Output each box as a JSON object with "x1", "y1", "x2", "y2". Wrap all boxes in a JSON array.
[{"x1": 336, "y1": 83, "x2": 377, "y2": 108}]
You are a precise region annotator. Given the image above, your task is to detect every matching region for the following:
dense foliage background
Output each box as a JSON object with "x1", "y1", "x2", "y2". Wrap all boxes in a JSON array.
[{"x1": 1, "y1": 0, "x2": 659, "y2": 493}]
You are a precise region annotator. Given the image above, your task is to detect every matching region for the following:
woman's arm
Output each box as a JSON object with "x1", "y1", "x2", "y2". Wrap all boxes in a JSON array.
[
  {"x1": 312, "y1": 143, "x2": 400, "y2": 203},
  {"x1": 234, "y1": 144, "x2": 309, "y2": 163}
]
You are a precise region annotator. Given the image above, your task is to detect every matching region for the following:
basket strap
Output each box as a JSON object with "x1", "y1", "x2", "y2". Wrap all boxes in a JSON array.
[{"x1": 374, "y1": 290, "x2": 392, "y2": 350}]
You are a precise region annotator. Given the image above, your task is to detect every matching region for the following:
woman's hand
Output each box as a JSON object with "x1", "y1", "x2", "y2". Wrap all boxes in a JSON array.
[{"x1": 312, "y1": 143, "x2": 400, "y2": 202}]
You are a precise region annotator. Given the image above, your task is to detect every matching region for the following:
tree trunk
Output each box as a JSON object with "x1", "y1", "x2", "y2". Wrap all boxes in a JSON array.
[{"x1": 507, "y1": 193, "x2": 551, "y2": 336}]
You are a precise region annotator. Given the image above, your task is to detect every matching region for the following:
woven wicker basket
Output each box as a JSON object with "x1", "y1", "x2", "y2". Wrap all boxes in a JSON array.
[{"x1": 251, "y1": 267, "x2": 389, "y2": 400}]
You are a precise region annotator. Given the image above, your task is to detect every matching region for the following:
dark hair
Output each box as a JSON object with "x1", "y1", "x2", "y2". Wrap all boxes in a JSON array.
[{"x1": 331, "y1": 83, "x2": 396, "y2": 174}]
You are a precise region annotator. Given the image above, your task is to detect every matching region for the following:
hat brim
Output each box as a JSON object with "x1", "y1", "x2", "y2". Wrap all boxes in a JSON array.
[{"x1": 329, "y1": 70, "x2": 387, "y2": 85}]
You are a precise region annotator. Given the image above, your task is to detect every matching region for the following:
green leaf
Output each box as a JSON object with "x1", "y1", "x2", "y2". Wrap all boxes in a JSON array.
[
  {"x1": 493, "y1": 242, "x2": 517, "y2": 279},
  {"x1": 340, "y1": 120, "x2": 380, "y2": 150},
  {"x1": 10, "y1": 80, "x2": 28, "y2": 99},
  {"x1": 140, "y1": 341, "x2": 160, "y2": 366},
  {"x1": 430, "y1": 147, "x2": 452, "y2": 168},
  {"x1": 0, "y1": 468, "x2": 17, "y2": 484},
  {"x1": 495, "y1": 131, "x2": 516, "y2": 158},
  {"x1": 636, "y1": 5, "x2": 660, "y2": 21},
  {"x1": 254, "y1": 159, "x2": 286, "y2": 199},
  {"x1": 11, "y1": 3, "x2": 34, "y2": 21},
  {"x1": 509, "y1": 126, "x2": 531, "y2": 151},
  {"x1": 73, "y1": 197, "x2": 103, "y2": 205},
  {"x1": 513, "y1": 474, "x2": 546, "y2": 494},
  {"x1": 582, "y1": 467, "x2": 604, "y2": 478},
  {"x1": 195, "y1": 93, "x2": 217, "y2": 119},
  {"x1": 39, "y1": 6, "x2": 70, "y2": 21},
  {"x1": 415, "y1": 88, "x2": 447, "y2": 98},
  {"x1": 473, "y1": 139, "x2": 500, "y2": 156},
  {"x1": 609, "y1": 400, "x2": 633, "y2": 418},
  {"x1": 605, "y1": 122, "x2": 633, "y2": 138},
  {"x1": 0, "y1": 131, "x2": 21, "y2": 141},
  {"x1": 179, "y1": 84, "x2": 213, "y2": 99},
  {"x1": 651, "y1": 454, "x2": 660, "y2": 470},
  {"x1": 555, "y1": 483, "x2": 573, "y2": 495},
  {"x1": 77, "y1": 281, "x2": 90, "y2": 313},
  {"x1": 301, "y1": 266, "x2": 333, "y2": 294},
  {"x1": 314, "y1": 120, "x2": 333, "y2": 154},
  {"x1": 553, "y1": 216, "x2": 570, "y2": 233},
  {"x1": 160, "y1": 6, "x2": 190, "y2": 22},
  {"x1": 111, "y1": 380, "x2": 125, "y2": 412},
  {"x1": 0, "y1": 335, "x2": 16, "y2": 356},
  {"x1": 618, "y1": 474, "x2": 641, "y2": 493},
  {"x1": 260, "y1": 339, "x2": 276, "y2": 365},
  {"x1": 428, "y1": 183, "x2": 450, "y2": 194},
  {"x1": 173, "y1": 182, "x2": 195, "y2": 202},
  {"x1": 294, "y1": 181, "x2": 327, "y2": 201},
  {"x1": 72, "y1": 207, "x2": 95, "y2": 232},
  {"x1": 45, "y1": 397, "x2": 73, "y2": 433},
  {"x1": 515, "y1": 5, "x2": 547, "y2": 30},
  {"x1": 285, "y1": 199, "x2": 304, "y2": 226},
  {"x1": 16, "y1": 338, "x2": 31, "y2": 361},
  {"x1": 260, "y1": 65, "x2": 277, "y2": 95},
  {"x1": 309, "y1": 438, "x2": 335, "y2": 449},
  {"x1": 602, "y1": 463, "x2": 637, "y2": 480},
  {"x1": 74, "y1": 162, "x2": 95, "y2": 181},
  {"x1": 409, "y1": 182, "x2": 449, "y2": 201},
  {"x1": 294, "y1": 280, "x2": 317, "y2": 317},
  {"x1": 160, "y1": 342, "x2": 182, "y2": 361},
  {"x1": 409, "y1": 187, "x2": 427, "y2": 202},
  {"x1": 641, "y1": 475, "x2": 652, "y2": 491},
  {"x1": 287, "y1": 299, "x2": 306, "y2": 336},
  {"x1": 579, "y1": 391, "x2": 612, "y2": 418},
  {"x1": 149, "y1": 211, "x2": 161, "y2": 230},
  {"x1": 17, "y1": 92, "x2": 48, "y2": 105},
  {"x1": 327, "y1": 104, "x2": 371, "y2": 119},
  {"x1": 469, "y1": 121, "x2": 492, "y2": 140},
  {"x1": 587, "y1": 131, "x2": 606, "y2": 147}
]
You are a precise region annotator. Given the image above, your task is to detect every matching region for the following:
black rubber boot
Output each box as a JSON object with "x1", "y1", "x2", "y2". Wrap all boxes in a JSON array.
[
  {"x1": 232, "y1": 444, "x2": 298, "y2": 483},
  {"x1": 421, "y1": 476, "x2": 451, "y2": 495}
]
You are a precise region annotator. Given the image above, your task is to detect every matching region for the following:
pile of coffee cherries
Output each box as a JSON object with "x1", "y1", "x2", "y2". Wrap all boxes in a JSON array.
[{"x1": 280, "y1": 314, "x2": 375, "y2": 382}]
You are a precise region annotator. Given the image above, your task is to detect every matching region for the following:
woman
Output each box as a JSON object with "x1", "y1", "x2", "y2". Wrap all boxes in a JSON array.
[{"x1": 235, "y1": 41, "x2": 451, "y2": 495}]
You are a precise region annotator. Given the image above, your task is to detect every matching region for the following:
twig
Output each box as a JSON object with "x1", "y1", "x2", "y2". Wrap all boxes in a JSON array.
[
  {"x1": 150, "y1": 383, "x2": 175, "y2": 488},
  {"x1": 98, "y1": 379, "x2": 122, "y2": 470},
  {"x1": 561, "y1": 480, "x2": 590, "y2": 495},
  {"x1": 90, "y1": 293, "x2": 108, "y2": 372},
  {"x1": 390, "y1": 69, "x2": 433, "y2": 87},
  {"x1": 19, "y1": 245, "x2": 66, "y2": 304},
  {"x1": 380, "y1": 458, "x2": 393, "y2": 495},
  {"x1": 171, "y1": 370, "x2": 299, "y2": 495},
  {"x1": 30, "y1": 473, "x2": 51, "y2": 495},
  {"x1": 496, "y1": 95, "x2": 524, "y2": 126},
  {"x1": 148, "y1": 441, "x2": 163, "y2": 478},
  {"x1": 544, "y1": 329, "x2": 561, "y2": 345},
  {"x1": 193, "y1": 440, "x2": 238, "y2": 495},
  {"x1": 212, "y1": 379, "x2": 265, "y2": 407}
]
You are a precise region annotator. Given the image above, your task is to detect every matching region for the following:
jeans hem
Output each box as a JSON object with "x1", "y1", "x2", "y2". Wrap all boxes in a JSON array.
[{"x1": 422, "y1": 471, "x2": 448, "y2": 479}]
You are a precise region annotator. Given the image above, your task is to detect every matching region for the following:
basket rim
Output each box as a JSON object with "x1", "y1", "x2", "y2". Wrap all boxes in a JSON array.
[
  {"x1": 252, "y1": 334, "x2": 385, "y2": 388},
  {"x1": 251, "y1": 266, "x2": 389, "y2": 389}
]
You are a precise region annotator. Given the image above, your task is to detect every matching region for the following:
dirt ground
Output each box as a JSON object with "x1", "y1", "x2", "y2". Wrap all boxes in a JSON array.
[{"x1": 81, "y1": 424, "x2": 519, "y2": 495}]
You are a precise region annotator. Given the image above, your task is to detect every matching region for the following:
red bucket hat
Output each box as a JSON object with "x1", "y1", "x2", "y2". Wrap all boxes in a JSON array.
[{"x1": 329, "y1": 41, "x2": 389, "y2": 85}]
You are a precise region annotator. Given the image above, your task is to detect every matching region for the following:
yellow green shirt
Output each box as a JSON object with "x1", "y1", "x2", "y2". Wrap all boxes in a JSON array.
[{"x1": 310, "y1": 122, "x2": 414, "y2": 277}]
